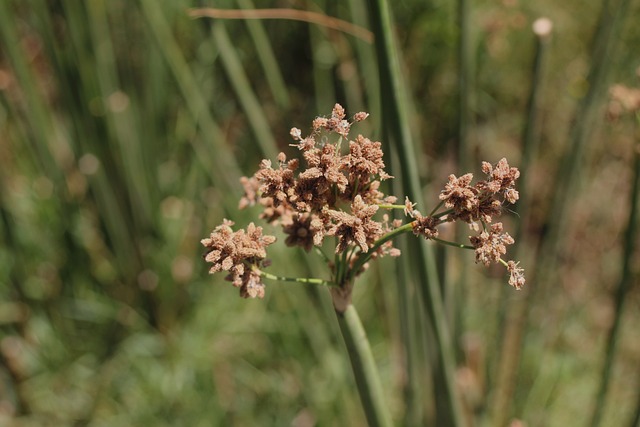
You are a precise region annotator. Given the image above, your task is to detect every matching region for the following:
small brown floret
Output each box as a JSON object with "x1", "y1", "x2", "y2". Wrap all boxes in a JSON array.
[
  {"x1": 320, "y1": 143, "x2": 348, "y2": 192},
  {"x1": 312, "y1": 103, "x2": 352, "y2": 137},
  {"x1": 506, "y1": 260, "x2": 526, "y2": 289},
  {"x1": 353, "y1": 112, "x2": 369, "y2": 122},
  {"x1": 469, "y1": 222, "x2": 514, "y2": 266},
  {"x1": 282, "y1": 213, "x2": 316, "y2": 252},
  {"x1": 412, "y1": 215, "x2": 439, "y2": 240},
  {"x1": 290, "y1": 127, "x2": 303, "y2": 140},
  {"x1": 347, "y1": 135, "x2": 386, "y2": 182},
  {"x1": 201, "y1": 220, "x2": 276, "y2": 298},
  {"x1": 254, "y1": 156, "x2": 298, "y2": 207},
  {"x1": 239, "y1": 176, "x2": 259, "y2": 209},
  {"x1": 439, "y1": 173, "x2": 479, "y2": 214},
  {"x1": 236, "y1": 269, "x2": 266, "y2": 299},
  {"x1": 476, "y1": 198, "x2": 503, "y2": 223},
  {"x1": 504, "y1": 188, "x2": 519, "y2": 204},
  {"x1": 326, "y1": 196, "x2": 382, "y2": 253},
  {"x1": 404, "y1": 197, "x2": 417, "y2": 218},
  {"x1": 328, "y1": 103, "x2": 351, "y2": 137},
  {"x1": 481, "y1": 158, "x2": 520, "y2": 195}
]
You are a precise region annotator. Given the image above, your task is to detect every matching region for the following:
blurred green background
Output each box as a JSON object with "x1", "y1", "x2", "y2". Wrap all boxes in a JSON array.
[{"x1": 1, "y1": 0, "x2": 639, "y2": 426}]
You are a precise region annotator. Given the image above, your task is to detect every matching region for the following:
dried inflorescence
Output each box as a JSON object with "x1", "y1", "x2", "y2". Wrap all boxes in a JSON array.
[
  {"x1": 412, "y1": 214, "x2": 439, "y2": 240},
  {"x1": 411, "y1": 158, "x2": 525, "y2": 288},
  {"x1": 204, "y1": 104, "x2": 401, "y2": 297},
  {"x1": 241, "y1": 103, "x2": 398, "y2": 259},
  {"x1": 506, "y1": 260, "x2": 526, "y2": 290},
  {"x1": 203, "y1": 104, "x2": 525, "y2": 297},
  {"x1": 469, "y1": 222, "x2": 514, "y2": 266},
  {"x1": 438, "y1": 158, "x2": 520, "y2": 225},
  {"x1": 201, "y1": 220, "x2": 275, "y2": 298}
]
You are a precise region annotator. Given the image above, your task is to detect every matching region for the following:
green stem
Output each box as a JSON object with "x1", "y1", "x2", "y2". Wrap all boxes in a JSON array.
[
  {"x1": 590, "y1": 117, "x2": 640, "y2": 427},
  {"x1": 429, "y1": 200, "x2": 445, "y2": 217},
  {"x1": 432, "y1": 207, "x2": 455, "y2": 219},
  {"x1": 377, "y1": 204, "x2": 406, "y2": 210},
  {"x1": 433, "y1": 238, "x2": 474, "y2": 250},
  {"x1": 259, "y1": 270, "x2": 336, "y2": 287},
  {"x1": 212, "y1": 22, "x2": 279, "y2": 160},
  {"x1": 336, "y1": 304, "x2": 393, "y2": 427},
  {"x1": 313, "y1": 246, "x2": 332, "y2": 265}
]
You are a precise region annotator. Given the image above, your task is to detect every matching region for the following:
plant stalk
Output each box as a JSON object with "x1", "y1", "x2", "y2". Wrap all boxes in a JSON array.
[
  {"x1": 336, "y1": 303, "x2": 394, "y2": 427},
  {"x1": 590, "y1": 116, "x2": 640, "y2": 427},
  {"x1": 366, "y1": 0, "x2": 465, "y2": 424}
]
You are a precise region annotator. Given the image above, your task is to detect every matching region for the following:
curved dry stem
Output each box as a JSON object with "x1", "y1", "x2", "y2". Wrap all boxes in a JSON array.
[{"x1": 188, "y1": 8, "x2": 373, "y2": 43}]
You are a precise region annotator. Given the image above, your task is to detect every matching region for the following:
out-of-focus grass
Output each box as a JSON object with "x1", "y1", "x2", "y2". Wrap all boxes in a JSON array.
[{"x1": 0, "y1": 0, "x2": 639, "y2": 425}]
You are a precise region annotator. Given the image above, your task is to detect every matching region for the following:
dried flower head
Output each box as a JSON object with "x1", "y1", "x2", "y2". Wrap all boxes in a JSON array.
[
  {"x1": 440, "y1": 173, "x2": 479, "y2": 214},
  {"x1": 326, "y1": 195, "x2": 382, "y2": 253},
  {"x1": 480, "y1": 158, "x2": 520, "y2": 198},
  {"x1": 238, "y1": 176, "x2": 259, "y2": 209},
  {"x1": 412, "y1": 214, "x2": 440, "y2": 240},
  {"x1": 353, "y1": 111, "x2": 369, "y2": 122},
  {"x1": 347, "y1": 135, "x2": 387, "y2": 183},
  {"x1": 254, "y1": 154, "x2": 299, "y2": 207},
  {"x1": 282, "y1": 213, "x2": 316, "y2": 252},
  {"x1": 469, "y1": 222, "x2": 514, "y2": 266},
  {"x1": 506, "y1": 260, "x2": 526, "y2": 290},
  {"x1": 204, "y1": 105, "x2": 525, "y2": 300},
  {"x1": 201, "y1": 220, "x2": 276, "y2": 298},
  {"x1": 404, "y1": 197, "x2": 418, "y2": 218}
]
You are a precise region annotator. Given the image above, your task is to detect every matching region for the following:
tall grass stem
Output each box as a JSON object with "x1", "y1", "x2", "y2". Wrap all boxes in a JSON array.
[
  {"x1": 490, "y1": 19, "x2": 552, "y2": 426},
  {"x1": 212, "y1": 22, "x2": 280, "y2": 161},
  {"x1": 366, "y1": 0, "x2": 465, "y2": 424}
]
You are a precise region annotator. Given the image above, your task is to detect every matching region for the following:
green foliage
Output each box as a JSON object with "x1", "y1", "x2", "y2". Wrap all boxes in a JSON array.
[{"x1": 0, "y1": 0, "x2": 639, "y2": 425}]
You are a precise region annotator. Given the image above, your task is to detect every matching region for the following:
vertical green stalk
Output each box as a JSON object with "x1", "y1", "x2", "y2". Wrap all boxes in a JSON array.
[
  {"x1": 347, "y1": 0, "x2": 381, "y2": 119},
  {"x1": 456, "y1": 0, "x2": 470, "y2": 173},
  {"x1": 87, "y1": 0, "x2": 154, "y2": 233},
  {"x1": 366, "y1": 0, "x2": 465, "y2": 425},
  {"x1": 309, "y1": 4, "x2": 337, "y2": 113},
  {"x1": 590, "y1": 120, "x2": 640, "y2": 427},
  {"x1": 212, "y1": 22, "x2": 280, "y2": 161},
  {"x1": 139, "y1": 0, "x2": 243, "y2": 194},
  {"x1": 629, "y1": 375, "x2": 640, "y2": 427},
  {"x1": 535, "y1": 0, "x2": 631, "y2": 287},
  {"x1": 236, "y1": 0, "x2": 291, "y2": 110},
  {"x1": 337, "y1": 303, "x2": 394, "y2": 427},
  {"x1": 513, "y1": 0, "x2": 632, "y2": 415},
  {"x1": 0, "y1": 0, "x2": 62, "y2": 185},
  {"x1": 489, "y1": 18, "x2": 552, "y2": 426},
  {"x1": 451, "y1": 0, "x2": 472, "y2": 372}
]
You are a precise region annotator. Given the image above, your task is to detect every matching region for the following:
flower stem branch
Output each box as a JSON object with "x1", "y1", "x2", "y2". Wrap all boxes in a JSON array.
[
  {"x1": 313, "y1": 246, "x2": 331, "y2": 264},
  {"x1": 377, "y1": 203, "x2": 406, "y2": 210},
  {"x1": 432, "y1": 207, "x2": 455, "y2": 219},
  {"x1": 429, "y1": 200, "x2": 445, "y2": 216},
  {"x1": 433, "y1": 237, "x2": 474, "y2": 250},
  {"x1": 258, "y1": 270, "x2": 337, "y2": 287}
]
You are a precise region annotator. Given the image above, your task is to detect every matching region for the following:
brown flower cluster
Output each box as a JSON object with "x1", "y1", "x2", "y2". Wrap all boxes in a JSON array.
[
  {"x1": 439, "y1": 158, "x2": 520, "y2": 224},
  {"x1": 410, "y1": 158, "x2": 525, "y2": 289},
  {"x1": 469, "y1": 222, "x2": 514, "y2": 266},
  {"x1": 240, "y1": 104, "x2": 398, "y2": 261},
  {"x1": 201, "y1": 220, "x2": 276, "y2": 298},
  {"x1": 203, "y1": 105, "x2": 525, "y2": 297}
]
